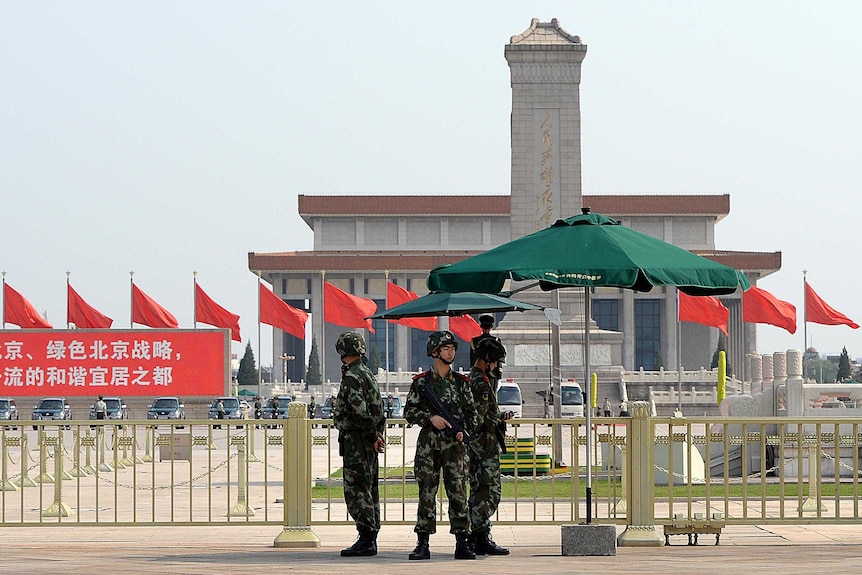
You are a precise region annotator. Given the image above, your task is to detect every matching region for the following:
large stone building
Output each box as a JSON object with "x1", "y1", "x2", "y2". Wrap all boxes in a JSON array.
[{"x1": 248, "y1": 19, "x2": 780, "y2": 386}]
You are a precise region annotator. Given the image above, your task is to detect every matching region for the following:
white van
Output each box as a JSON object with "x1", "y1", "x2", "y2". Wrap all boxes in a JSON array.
[
  {"x1": 560, "y1": 379, "x2": 585, "y2": 418},
  {"x1": 496, "y1": 379, "x2": 523, "y2": 418}
]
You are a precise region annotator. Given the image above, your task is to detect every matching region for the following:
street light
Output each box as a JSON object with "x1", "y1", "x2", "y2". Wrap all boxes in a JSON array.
[{"x1": 278, "y1": 354, "x2": 295, "y2": 385}]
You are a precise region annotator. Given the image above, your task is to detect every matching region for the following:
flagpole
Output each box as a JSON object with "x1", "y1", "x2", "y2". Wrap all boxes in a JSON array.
[
  {"x1": 1, "y1": 271, "x2": 5, "y2": 328},
  {"x1": 384, "y1": 270, "x2": 390, "y2": 396},
  {"x1": 66, "y1": 272, "x2": 71, "y2": 329},
  {"x1": 320, "y1": 270, "x2": 326, "y2": 389},
  {"x1": 193, "y1": 271, "x2": 198, "y2": 330},
  {"x1": 129, "y1": 271, "x2": 134, "y2": 328},
  {"x1": 803, "y1": 269, "x2": 808, "y2": 381},
  {"x1": 257, "y1": 271, "x2": 262, "y2": 399}
]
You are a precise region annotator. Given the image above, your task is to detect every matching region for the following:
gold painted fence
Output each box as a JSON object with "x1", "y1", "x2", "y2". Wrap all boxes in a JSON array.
[{"x1": 2, "y1": 400, "x2": 862, "y2": 546}]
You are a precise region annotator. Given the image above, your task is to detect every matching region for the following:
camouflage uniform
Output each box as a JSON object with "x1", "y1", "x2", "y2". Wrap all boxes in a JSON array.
[
  {"x1": 404, "y1": 368, "x2": 478, "y2": 535},
  {"x1": 467, "y1": 365, "x2": 503, "y2": 533},
  {"x1": 333, "y1": 358, "x2": 385, "y2": 533}
]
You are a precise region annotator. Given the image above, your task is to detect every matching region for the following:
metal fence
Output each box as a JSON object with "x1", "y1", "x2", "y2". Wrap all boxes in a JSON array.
[{"x1": 3, "y1": 400, "x2": 862, "y2": 546}]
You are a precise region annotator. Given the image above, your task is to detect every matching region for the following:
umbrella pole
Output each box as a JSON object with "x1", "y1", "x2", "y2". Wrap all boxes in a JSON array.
[
  {"x1": 551, "y1": 291, "x2": 563, "y2": 467},
  {"x1": 584, "y1": 286, "x2": 592, "y2": 524}
]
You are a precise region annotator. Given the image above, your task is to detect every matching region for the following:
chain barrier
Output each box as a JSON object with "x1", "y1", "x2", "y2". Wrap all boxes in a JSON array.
[{"x1": 96, "y1": 452, "x2": 240, "y2": 490}]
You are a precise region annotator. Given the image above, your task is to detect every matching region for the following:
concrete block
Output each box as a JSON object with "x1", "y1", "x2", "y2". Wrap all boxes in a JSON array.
[{"x1": 561, "y1": 524, "x2": 617, "y2": 556}]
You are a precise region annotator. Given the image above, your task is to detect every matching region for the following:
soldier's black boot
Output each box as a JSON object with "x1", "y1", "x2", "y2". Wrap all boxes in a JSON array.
[
  {"x1": 340, "y1": 528, "x2": 377, "y2": 557},
  {"x1": 454, "y1": 533, "x2": 476, "y2": 560},
  {"x1": 409, "y1": 532, "x2": 430, "y2": 560},
  {"x1": 473, "y1": 529, "x2": 510, "y2": 556}
]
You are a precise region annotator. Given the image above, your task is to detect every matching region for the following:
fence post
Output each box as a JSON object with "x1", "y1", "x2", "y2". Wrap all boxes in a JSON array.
[
  {"x1": 617, "y1": 401, "x2": 663, "y2": 547},
  {"x1": 16, "y1": 433, "x2": 37, "y2": 487},
  {"x1": 229, "y1": 437, "x2": 255, "y2": 517},
  {"x1": 35, "y1": 429, "x2": 54, "y2": 484},
  {"x1": 43, "y1": 429, "x2": 72, "y2": 517},
  {"x1": 97, "y1": 425, "x2": 113, "y2": 472},
  {"x1": 273, "y1": 402, "x2": 320, "y2": 548},
  {"x1": 1, "y1": 435, "x2": 20, "y2": 491},
  {"x1": 68, "y1": 428, "x2": 89, "y2": 477}
]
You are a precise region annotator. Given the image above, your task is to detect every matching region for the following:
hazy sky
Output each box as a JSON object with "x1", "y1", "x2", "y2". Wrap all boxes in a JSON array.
[{"x1": 3, "y1": 2, "x2": 861, "y2": 366}]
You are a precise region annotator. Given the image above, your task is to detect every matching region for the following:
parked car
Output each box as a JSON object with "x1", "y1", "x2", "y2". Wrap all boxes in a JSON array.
[
  {"x1": 88, "y1": 397, "x2": 128, "y2": 421},
  {"x1": 262, "y1": 396, "x2": 291, "y2": 420},
  {"x1": 0, "y1": 398, "x2": 19, "y2": 422},
  {"x1": 207, "y1": 397, "x2": 245, "y2": 420},
  {"x1": 560, "y1": 379, "x2": 585, "y2": 418},
  {"x1": 146, "y1": 397, "x2": 186, "y2": 421},
  {"x1": 496, "y1": 379, "x2": 523, "y2": 419},
  {"x1": 32, "y1": 397, "x2": 72, "y2": 429},
  {"x1": 319, "y1": 396, "x2": 335, "y2": 419}
]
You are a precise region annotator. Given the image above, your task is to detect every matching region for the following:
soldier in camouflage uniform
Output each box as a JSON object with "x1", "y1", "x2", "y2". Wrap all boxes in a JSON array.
[
  {"x1": 332, "y1": 331, "x2": 386, "y2": 557},
  {"x1": 404, "y1": 330, "x2": 478, "y2": 561},
  {"x1": 467, "y1": 337, "x2": 511, "y2": 555}
]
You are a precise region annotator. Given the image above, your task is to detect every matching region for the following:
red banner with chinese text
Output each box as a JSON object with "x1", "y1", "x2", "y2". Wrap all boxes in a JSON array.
[{"x1": 0, "y1": 329, "x2": 229, "y2": 397}]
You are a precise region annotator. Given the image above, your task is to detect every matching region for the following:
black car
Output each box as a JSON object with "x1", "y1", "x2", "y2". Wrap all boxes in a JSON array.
[
  {"x1": 0, "y1": 398, "x2": 19, "y2": 422},
  {"x1": 146, "y1": 397, "x2": 186, "y2": 421},
  {"x1": 319, "y1": 396, "x2": 335, "y2": 419},
  {"x1": 32, "y1": 397, "x2": 72, "y2": 429},
  {"x1": 262, "y1": 397, "x2": 291, "y2": 420},
  {"x1": 89, "y1": 397, "x2": 128, "y2": 421},
  {"x1": 208, "y1": 397, "x2": 245, "y2": 420}
]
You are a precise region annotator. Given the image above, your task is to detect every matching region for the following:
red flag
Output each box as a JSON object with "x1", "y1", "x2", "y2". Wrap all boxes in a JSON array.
[
  {"x1": 743, "y1": 286, "x2": 796, "y2": 334},
  {"x1": 3, "y1": 283, "x2": 52, "y2": 329},
  {"x1": 67, "y1": 283, "x2": 113, "y2": 329},
  {"x1": 259, "y1": 283, "x2": 308, "y2": 339},
  {"x1": 679, "y1": 292, "x2": 728, "y2": 335},
  {"x1": 805, "y1": 282, "x2": 859, "y2": 328},
  {"x1": 386, "y1": 282, "x2": 438, "y2": 331},
  {"x1": 132, "y1": 284, "x2": 178, "y2": 328},
  {"x1": 195, "y1": 283, "x2": 241, "y2": 342},
  {"x1": 450, "y1": 315, "x2": 482, "y2": 341},
  {"x1": 324, "y1": 282, "x2": 377, "y2": 333}
]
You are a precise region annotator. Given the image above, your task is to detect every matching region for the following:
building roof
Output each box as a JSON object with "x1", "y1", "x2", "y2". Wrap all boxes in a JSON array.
[
  {"x1": 297, "y1": 194, "x2": 732, "y2": 228},
  {"x1": 248, "y1": 248, "x2": 781, "y2": 278}
]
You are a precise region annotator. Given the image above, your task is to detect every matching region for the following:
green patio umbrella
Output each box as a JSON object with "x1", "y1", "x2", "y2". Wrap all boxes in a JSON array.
[
  {"x1": 428, "y1": 209, "x2": 749, "y2": 295},
  {"x1": 369, "y1": 291, "x2": 542, "y2": 320},
  {"x1": 427, "y1": 207, "x2": 750, "y2": 523}
]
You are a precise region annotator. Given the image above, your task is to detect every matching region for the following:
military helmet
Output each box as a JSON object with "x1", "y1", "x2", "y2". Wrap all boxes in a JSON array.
[
  {"x1": 475, "y1": 337, "x2": 506, "y2": 363},
  {"x1": 426, "y1": 330, "x2": 458, "y2": 356},
  {"x1": 335, "y1": 331, "x2": 367, "y2": 358}
]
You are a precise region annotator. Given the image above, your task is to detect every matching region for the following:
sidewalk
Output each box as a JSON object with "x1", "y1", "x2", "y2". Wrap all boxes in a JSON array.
[{"x1": 4, "y1": 523, "x2": 862, "y2": 575}]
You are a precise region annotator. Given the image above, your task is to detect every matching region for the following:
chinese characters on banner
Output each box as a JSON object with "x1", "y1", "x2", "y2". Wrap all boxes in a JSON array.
[{"x1": 0, "y1": 330, "x2": 229, "y2": 396}]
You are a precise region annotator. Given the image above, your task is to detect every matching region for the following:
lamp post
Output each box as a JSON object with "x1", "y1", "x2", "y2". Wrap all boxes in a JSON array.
[{"x1": 278, "y1": 354, "x2": 295, "y2": 387}]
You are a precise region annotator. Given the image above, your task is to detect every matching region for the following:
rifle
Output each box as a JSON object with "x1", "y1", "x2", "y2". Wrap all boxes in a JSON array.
[
  {"x1": 418, "y1": 383, "x2": 473, "y2": 445},
  {"x1": 495, "y1": 421, "x2": 508, "y2": 454}
]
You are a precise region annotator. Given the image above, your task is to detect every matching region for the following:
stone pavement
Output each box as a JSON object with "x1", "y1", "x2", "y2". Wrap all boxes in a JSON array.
[{"x1": 4, "y1": 523, "x2": 862, "y2": 575}]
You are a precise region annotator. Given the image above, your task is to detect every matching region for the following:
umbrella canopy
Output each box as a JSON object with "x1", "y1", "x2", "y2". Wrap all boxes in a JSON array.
[
  {"x1": 369, "y1": 291, "x2": 542, "y2": 320},
  {"x1": 428, "y1": 210, "x2": 750, "y2": 295}
]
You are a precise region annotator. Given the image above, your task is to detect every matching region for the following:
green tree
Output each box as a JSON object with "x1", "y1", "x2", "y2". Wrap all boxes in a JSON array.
[
  {"x1": 237, "y1": 341, "x2": 257, "y2": 386},
  {"x1": 710, "y1": 332, "x2": 732, "y2": 377},
  {"x1": 367, "y1": 343, "x2": 382, "y2": 375},
  {"x1": 306, "y1": 337, "x2": 322, "y2": 386},
  {"x1": 837, "y1": 347, "x2": 852, "y2": 382},
  {"x1": 806, "y1": 356, "x2": 838, "y2": 384}
]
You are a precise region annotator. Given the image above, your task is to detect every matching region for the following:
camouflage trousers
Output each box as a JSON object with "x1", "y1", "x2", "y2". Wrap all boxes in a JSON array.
[
  {"x1": 413, "y1": 429, "x2": 470, "y2": 534},
  {"x1": 468, "y1": 433, "x2": 502, "y2": 533},
  {"x1": 341, "y1": 432, "x2": 380, "y2": 532}
]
